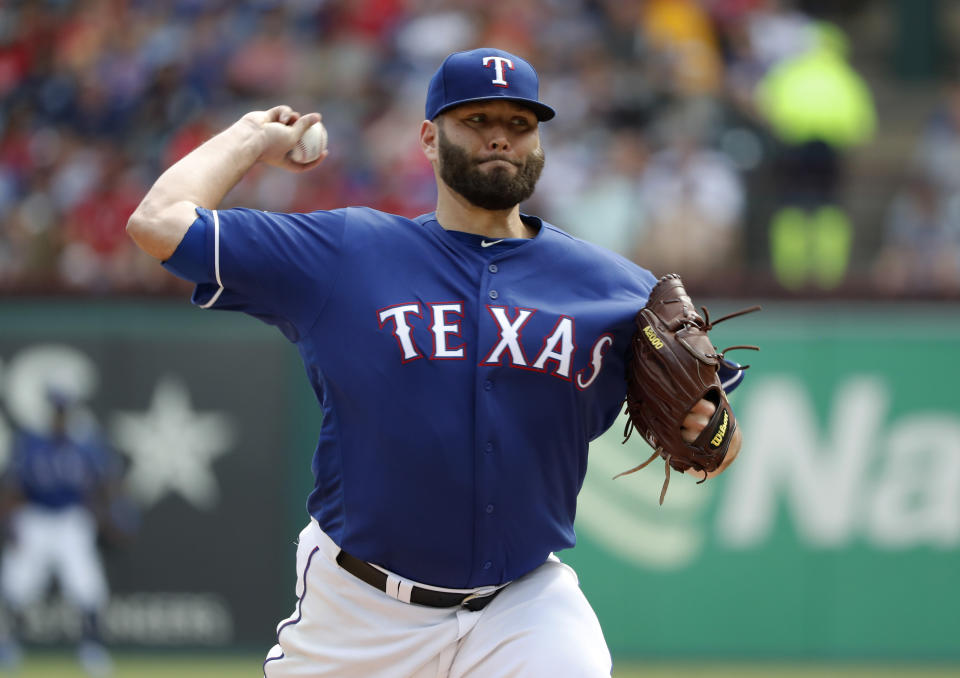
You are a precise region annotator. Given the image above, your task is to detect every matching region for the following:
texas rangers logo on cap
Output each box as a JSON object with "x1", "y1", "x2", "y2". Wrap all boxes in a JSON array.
[
  {"x1": 425, "y1": 48, "x2": 556, "y2": 121},
  {"x1": 483, "y1": 55, "x2": 514, "y2": 88}
]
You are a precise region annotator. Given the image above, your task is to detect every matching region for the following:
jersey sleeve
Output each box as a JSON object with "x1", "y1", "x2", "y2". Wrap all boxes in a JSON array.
[
  {"x1": 2, "y1": 434, "x2": 26, "y2": 489},
  {"x1": 162, "y1": 207, "x2": 347, "y2": 341},
  {"x1": 718, "y1": 361, "x2": 746, "y2": 393},
  {"x1": 79, "y1": 435, "x2": 118, "y2": 485}
]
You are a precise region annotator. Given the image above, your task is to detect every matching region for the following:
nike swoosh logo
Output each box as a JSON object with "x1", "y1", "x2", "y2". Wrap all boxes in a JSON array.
[{"x1": 481, "y1": 239, "x2": 504, "y2": 248}]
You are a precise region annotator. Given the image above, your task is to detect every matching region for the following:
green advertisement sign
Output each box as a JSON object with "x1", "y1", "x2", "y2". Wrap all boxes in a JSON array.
[{"x1": 565, "y1": 303, "x2": 960, "y2": 660}]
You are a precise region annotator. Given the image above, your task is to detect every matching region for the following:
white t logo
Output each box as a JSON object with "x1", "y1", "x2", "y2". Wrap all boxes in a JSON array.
[{"x1": 482, "y1": 56, "x2": 514, "y2": 88}]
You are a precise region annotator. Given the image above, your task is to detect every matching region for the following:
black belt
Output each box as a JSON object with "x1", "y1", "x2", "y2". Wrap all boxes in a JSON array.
[{"x1": 335, "y1": 550, "x2": 503, "y2": 611}]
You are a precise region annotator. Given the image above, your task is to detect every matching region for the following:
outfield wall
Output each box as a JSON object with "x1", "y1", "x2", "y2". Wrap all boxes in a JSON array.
[{"x1": 0, "y1": 300, "x2": 956, "y2": 658}]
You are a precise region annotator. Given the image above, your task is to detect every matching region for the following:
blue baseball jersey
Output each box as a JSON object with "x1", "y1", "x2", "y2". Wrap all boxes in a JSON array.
[
  {"x1": 8, "y1": 430, "x2": 111, "y2": 510},
  {"x1": 164, "y1": 206, "x2": 661, "y2": 588}
]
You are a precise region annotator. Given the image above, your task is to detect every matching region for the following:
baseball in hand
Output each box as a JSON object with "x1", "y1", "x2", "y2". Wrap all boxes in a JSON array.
[{"x1": 289, "y1": 121, "x2": 327, "y2": 164}]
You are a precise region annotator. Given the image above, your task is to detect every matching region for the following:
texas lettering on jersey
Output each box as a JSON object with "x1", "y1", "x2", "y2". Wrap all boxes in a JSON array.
[{"x1": 377, "y1": 302, "x2": 614, "y2": 390}]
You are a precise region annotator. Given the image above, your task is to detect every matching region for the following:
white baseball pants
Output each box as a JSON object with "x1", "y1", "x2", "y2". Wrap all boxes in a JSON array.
[
  {"x1": 263, "y1": 520, "x2": 612, "y2": 678},
  {"x1": 1, "y1": 505, "x2": 108, "y2": 611}
]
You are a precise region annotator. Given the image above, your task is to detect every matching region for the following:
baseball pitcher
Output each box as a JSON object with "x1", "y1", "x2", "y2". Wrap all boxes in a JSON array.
[{"x1": 126, "y1": 48, "x2": 751, "y2": 678}]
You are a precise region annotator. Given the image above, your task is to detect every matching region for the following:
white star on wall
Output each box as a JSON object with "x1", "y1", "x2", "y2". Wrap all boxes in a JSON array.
[{"x1": 112, "y1": 377, "x2": 235, "y2": 510}]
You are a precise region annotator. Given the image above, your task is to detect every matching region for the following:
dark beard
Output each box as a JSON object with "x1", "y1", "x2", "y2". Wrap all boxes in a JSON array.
[{"x1": 437, "y1": 125, "x2": 545, "y2": 211}]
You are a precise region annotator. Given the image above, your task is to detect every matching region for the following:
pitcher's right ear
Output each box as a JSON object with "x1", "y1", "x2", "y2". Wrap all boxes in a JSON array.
[{"x1": 420, "y1": 119, "x2": 438, "y2": 162}]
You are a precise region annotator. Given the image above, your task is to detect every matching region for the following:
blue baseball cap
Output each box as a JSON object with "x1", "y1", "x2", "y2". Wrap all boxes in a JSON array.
[{"x1": 425, "y1": 48, "x2": 556, "y2": 122}]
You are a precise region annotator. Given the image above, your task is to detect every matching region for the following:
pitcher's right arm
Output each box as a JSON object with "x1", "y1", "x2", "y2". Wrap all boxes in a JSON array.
[{"x1": 126, "y1": 105, "x2": 325, "y2": 261}]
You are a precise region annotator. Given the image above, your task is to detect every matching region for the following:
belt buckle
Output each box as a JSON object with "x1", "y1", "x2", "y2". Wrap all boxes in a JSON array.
[{"x1": 460, "y1": 586, "x2": 499, "y2": 611}]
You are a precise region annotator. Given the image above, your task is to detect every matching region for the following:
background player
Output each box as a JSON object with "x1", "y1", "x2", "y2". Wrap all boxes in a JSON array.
[
  {"x1": 0, "y1": 389, "x2": 119, "y2": 677},
  {"x1": 126, "y1": 47, "x2": 743, "y2": 677}
]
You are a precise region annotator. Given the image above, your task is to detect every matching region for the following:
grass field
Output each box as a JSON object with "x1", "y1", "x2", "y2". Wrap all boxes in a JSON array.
[{"x1": 5, "y1": 654, "x2": 960, "y2": 678}]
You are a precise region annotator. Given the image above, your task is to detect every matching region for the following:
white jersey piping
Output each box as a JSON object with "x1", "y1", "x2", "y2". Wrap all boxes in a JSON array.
[{"x1": 200, "y1": 209, "x2": 224, "y2": 308}]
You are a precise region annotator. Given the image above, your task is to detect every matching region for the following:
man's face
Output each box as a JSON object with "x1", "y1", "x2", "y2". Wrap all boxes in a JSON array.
[{"x1": 435, "y1": 101, "x2": 545, "y2": 211}]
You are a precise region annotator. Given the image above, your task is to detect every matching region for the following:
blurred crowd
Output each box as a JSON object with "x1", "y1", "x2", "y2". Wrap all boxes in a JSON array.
[{"x1": 0, "y1": 0, "x2": 958, "y2": 297}]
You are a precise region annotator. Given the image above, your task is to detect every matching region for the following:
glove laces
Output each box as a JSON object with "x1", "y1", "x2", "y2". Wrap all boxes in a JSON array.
[
  {"x1": 613, "y1": 446, "x2": 676, "y2": 505},
  {"x1": 700, "y1": 304, "x2": 762, "y2": 369}
]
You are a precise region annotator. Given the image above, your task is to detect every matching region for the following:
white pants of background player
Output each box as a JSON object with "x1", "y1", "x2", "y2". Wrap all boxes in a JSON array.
[
  {"x1": 263, "y1": 520, "x2": 611, "y2": 678},
  {"x1": 1, "y1": 505, "x2": 108, "y2": 612}
]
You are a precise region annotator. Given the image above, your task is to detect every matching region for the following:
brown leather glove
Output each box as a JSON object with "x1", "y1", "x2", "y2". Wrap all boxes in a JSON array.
[{"x1": 619, "y1": 274, "x2": 760, "y2": 504}]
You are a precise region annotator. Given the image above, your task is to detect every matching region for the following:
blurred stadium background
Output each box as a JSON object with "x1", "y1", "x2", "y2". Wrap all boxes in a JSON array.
[{"x1": 1, "y1": 0, "x2": 959, "y2": 676}]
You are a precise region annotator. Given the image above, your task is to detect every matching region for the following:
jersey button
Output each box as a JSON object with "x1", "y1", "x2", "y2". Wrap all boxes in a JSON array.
[
  {"x1": 482, "y1": 561, "x2": 492, "y2": 570},
  {"x1": 483, "y1": 380, "x2": 493, "y2": 391},
  {"x1": 485, "y1": 442, "x2": 494, "y2": 453},
  {"x1": 488, "y1": 264, "x2": 498, "y2": 273},
  {"x1": 488, "y1": 289, "x2": 498, "y2": 299},
  {"x1": 486, "y1": 504, "x2": 494, "y2": 514}
]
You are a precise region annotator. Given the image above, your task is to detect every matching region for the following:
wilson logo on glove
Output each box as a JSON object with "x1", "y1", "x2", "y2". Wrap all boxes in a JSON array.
[
  {"x1": 709, "y1": 410, "x2": 729, "y2": 449},
  {"x1": 617, "y1": 273, "x2": 761, "y2": 505}
]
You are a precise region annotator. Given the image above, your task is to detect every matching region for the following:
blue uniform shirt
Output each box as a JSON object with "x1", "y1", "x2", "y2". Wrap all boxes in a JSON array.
[
  {"x1": 164, "y1": 206, "x2": 659, "y2": 588},
  {"x1": 9, "y1": 430, "x2": 111, "y2": 510}
]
